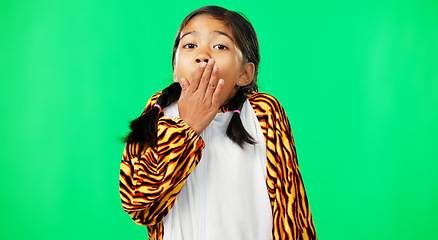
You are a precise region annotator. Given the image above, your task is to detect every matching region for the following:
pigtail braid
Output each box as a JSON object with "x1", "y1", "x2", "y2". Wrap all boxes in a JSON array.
[
  {"x1": 226, "y1": 88, "x2": 256, "y2": 148},
  {"x1": 125, "y1": 82, "x2": 182, "y2": 151}
]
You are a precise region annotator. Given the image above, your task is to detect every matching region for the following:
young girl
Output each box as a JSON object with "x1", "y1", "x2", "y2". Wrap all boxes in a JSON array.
[{"x1": 120, "y1": 5, "x2": 317, "y2": 240}]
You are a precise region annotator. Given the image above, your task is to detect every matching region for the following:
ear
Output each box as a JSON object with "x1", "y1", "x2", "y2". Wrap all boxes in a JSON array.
[
  {"x1": 237, "y1": 62, "x2": 255, "y2": 87},
  {"x1": 173, "y1": 72, "x2": 178, "y2": 82}
]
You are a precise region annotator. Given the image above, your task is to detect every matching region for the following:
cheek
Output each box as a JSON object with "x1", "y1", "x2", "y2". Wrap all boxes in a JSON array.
[
  {"x1": 174, "y1": 50, "x2": 185, "y2": 69},
  {"x1": 216, "y1": 58, "x2": 241, "y2": 81},
  {"x1": 216, "y1": 49, "x2": 243, "y2": 78},
  {"x1": 174, "y1": 57, "x2": 191, "y2": 81}
]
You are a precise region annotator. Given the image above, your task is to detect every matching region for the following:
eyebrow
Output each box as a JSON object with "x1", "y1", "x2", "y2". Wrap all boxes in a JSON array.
[{"x1": 180, "y1": 30, "x2": 235, "y2": 42}]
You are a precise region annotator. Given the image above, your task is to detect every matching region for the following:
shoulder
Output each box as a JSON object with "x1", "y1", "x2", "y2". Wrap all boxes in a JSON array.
[
  {"x1": 247, "y1": 92, "x2": 286, "y2": 114},
  {"x1": 149, "y1": 91, "x2": 162, "y2": 104},
  {"x1": 142, "y1": 91, "x2": 163, "y2": 113},
  {"x1": 247, "y1": 92, "x2": 291, "y2": 131}
]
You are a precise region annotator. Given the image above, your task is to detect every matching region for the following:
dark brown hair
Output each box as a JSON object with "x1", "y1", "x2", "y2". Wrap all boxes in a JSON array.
[{"x1": 125, "y1": 6, "x2": 260, "y2": 150}]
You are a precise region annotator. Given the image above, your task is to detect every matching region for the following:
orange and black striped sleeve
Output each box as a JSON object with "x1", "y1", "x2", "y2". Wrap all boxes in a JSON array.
[
  {"x1": 119, "y1": 93, "x2": 205, "y2": 226},
  {"x1": 249, "y1": 92, "x2": 317, "y2": 240}
]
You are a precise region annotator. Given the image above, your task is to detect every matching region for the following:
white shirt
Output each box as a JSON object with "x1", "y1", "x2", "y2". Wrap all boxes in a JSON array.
[{"x1": 163, "y1": 99, "x2": 272, "y2": 240}]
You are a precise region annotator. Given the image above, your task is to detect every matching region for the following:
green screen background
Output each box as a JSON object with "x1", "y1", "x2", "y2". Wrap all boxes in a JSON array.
[{"x1": 1, "y1": 0, "x2": 437, "y2": 239}]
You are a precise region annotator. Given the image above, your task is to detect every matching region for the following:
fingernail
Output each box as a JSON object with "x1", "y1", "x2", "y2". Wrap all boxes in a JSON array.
[
  {"x1": 213, "y1": 65, "x2": 218, "y2": 72},
  {"x1": 200, "y1": 62, "x2": 207, "y2": 68}
]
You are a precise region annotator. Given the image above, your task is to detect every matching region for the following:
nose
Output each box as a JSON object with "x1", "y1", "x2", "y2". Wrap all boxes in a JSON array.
[
  {"x1": 195, "y1": 47, "x2": 211, "y2": 64},
  {"x1": 196, "y1": 58, "x2": 209, "y2": 63}
]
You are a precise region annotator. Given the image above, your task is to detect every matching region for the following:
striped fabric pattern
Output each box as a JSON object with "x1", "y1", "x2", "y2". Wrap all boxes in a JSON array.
[{"x1": 119, "y1": 92, "x2": 317, "y2": 240}]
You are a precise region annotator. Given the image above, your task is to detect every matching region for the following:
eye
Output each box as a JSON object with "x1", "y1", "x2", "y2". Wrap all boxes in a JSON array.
[
  {"x1": 183, "y1": 43, "x2": 197, "y2": 49},
  {"x1": 214, "y1": 44, "x2": 228, "y2": 50}
]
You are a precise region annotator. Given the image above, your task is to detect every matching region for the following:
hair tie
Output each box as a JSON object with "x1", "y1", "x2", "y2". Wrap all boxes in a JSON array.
[
  {"x1": 233, "y1": 110, "x2": 241, "y2": 114},
  {"x1": 153, "y1": 104, "x2": 162, "y2": 111}
]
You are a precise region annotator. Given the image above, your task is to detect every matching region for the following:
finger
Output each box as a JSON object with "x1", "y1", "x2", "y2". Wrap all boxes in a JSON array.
[
  {"x1": 189, "y1": 61, "x2": 207, "y2": 93},
  {"x1": 211, "y1": 79, "x2": 224, "y2": 108},
  {"x1": 204, "y1": 65, "x2": 219, "y2": 100},
  {"x1": 178, "y1": 78, "x2": 190, "y2": 100},
  {"x1": 197, "y1": 59, "x2": 215, "y2": 95}
]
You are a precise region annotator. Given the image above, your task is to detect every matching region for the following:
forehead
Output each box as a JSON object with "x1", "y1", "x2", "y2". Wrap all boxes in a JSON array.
[{"x1": 181, "y1": 14, "x2": 234, "y2": 39}]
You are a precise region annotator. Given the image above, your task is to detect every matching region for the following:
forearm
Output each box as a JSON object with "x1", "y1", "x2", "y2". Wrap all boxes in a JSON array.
[{"x1": 119, "y1": 117, "x2": 204, "y2": 225}]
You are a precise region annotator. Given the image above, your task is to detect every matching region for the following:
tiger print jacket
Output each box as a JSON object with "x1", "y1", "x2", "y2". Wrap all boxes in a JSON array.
[{"x1": 119, "y1": 91, "x2": 317, "y2": 240}]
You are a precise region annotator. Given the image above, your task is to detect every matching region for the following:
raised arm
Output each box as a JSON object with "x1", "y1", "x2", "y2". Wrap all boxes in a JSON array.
[{"x1": 119, "y1": 95, "x2": 205, "y2": 226}]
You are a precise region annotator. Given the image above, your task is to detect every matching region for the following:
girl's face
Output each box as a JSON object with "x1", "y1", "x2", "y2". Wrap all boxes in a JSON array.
[{"x1": 174, "y1": 14, "x2": 254, "y2": 107}]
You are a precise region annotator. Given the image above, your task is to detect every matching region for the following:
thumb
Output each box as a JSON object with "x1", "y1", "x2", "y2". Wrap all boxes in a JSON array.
[{"x1": 179, "y1": 78, "x2": 190, "y2": 99}]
